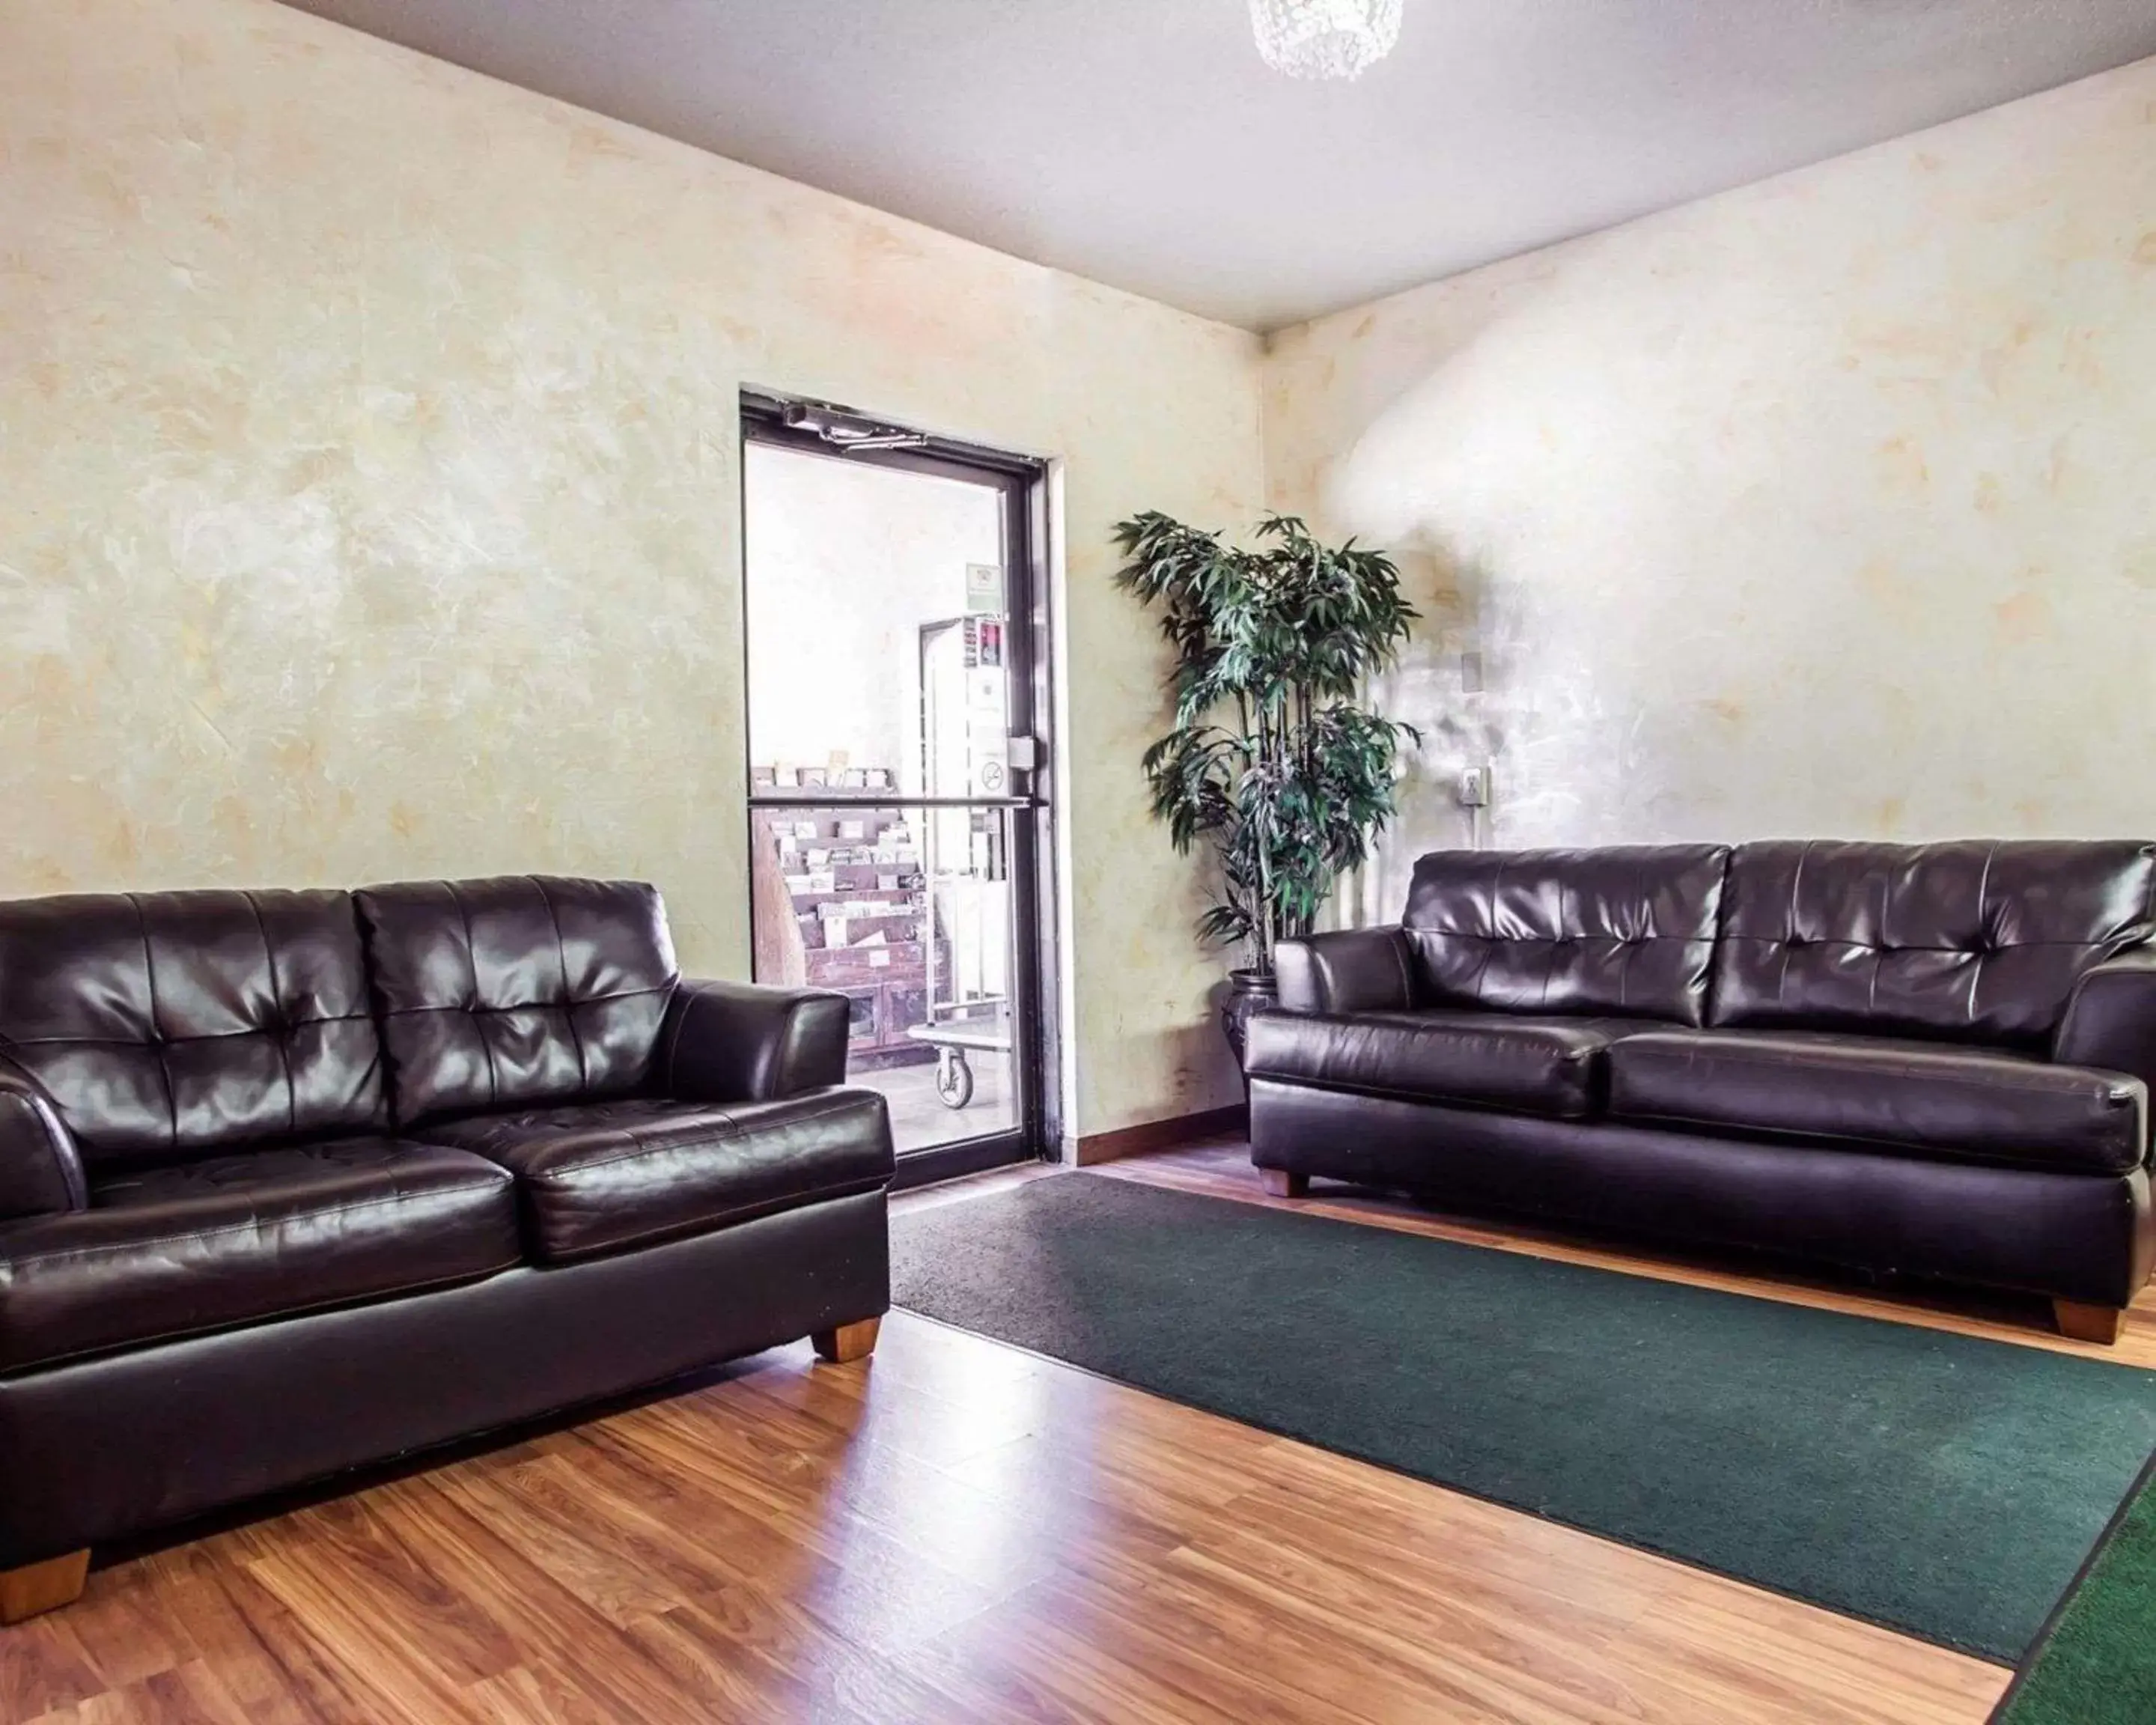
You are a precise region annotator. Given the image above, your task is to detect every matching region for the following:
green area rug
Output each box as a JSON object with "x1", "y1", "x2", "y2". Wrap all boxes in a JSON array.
[
  {"x1": 1993, "y1": 1453, "x2": 2156, "y2": 1723},
  {"x1": 890, "y1": 1173, "x2": 2156, "y2": 1661}
]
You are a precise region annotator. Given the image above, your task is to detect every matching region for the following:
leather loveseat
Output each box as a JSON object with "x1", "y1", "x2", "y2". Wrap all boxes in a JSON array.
[
  {"x1": 1247, "y1": 841, "x2": 2156, "y2": 1344},
  {"x1": 0, "y1": 875, "x2": 892, "y2": 1622}
]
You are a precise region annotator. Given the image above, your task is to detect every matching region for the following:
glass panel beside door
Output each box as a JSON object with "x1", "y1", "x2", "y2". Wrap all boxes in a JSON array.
[{"x1": 740, "y1": 410, "x2": 1047, "y2": 1179}]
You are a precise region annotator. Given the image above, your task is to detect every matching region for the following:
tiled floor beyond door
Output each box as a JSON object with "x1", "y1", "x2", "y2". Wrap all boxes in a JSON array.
[{"x1": 859, "y1": 1056, "x2": 1017, "y2": 1157}]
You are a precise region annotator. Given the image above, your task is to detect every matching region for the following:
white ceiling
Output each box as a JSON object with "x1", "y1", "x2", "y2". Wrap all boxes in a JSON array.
[{"x1": 280, "y1": 0, "x2": 2156, "y2": 332}]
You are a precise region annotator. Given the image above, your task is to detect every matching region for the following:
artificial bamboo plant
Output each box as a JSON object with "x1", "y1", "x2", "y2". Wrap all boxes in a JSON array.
[{"x1": 1112, "y1": 511, "x2": 1419, "y2": 979}]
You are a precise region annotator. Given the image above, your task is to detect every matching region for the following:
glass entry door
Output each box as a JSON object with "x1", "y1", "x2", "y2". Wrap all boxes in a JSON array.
[{"x1": 740, "y1": 395, "x2": 1050, "y2": 1186}]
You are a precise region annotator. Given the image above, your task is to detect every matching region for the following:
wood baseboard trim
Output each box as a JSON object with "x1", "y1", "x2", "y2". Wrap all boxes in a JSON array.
[{"x1": 1073, "y1": 1103, "x2": 1246, "y2": 1167}]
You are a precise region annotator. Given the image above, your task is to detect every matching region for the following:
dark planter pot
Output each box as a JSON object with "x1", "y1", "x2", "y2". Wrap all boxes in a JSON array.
[{"x1": 1219, "y1": 967, "x2": 1279, "y2": 1072}]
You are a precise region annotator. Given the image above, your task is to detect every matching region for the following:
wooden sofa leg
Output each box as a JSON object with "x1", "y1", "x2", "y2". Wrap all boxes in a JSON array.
[
  {"x1": 1258, "y1": 1168, "x2": 1309, "y2": 1199},
  {"x1": 812, "y1": 1317, "x2": 883, "y2": 1364},
  {"x1": 0, "y1": 1549, "x2": 89, "y2": 1624},
  {"x1": 2054, "y1": 1300, "x2": 2126, "y2": 1345}
]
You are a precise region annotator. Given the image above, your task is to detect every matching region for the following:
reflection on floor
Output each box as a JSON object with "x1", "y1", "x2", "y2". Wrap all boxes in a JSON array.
[
  {"x1": 33, "y1": 1142, "x2": 2021, "y2": 1723},
  {"x1": 858, "y1": 1056, "x2": 1017, "y2": 1155}
]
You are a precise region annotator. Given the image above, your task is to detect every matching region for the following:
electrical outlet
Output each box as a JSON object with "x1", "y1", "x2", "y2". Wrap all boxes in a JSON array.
[{"x1": 1458, "y1": 766, "x2": 1490, "y2": 808}]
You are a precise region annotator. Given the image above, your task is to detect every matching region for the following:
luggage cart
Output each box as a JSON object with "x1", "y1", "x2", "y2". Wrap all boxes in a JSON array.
[{"x1": 904, "y1": 1006, "x2": 1011, "y2": 1109}]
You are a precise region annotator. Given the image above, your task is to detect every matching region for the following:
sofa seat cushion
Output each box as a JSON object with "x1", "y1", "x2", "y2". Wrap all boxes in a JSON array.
[
  {"x1": 0, "y1": 1140, "x2": 519, "y2": 1372},
  {"x1": 1607, "y1": 1029, "x2": 2146, "y2": 1173},
  {"x1": 418, "y1": 1090, "x2": 894, "y2": 1265},
  {"x1": 1244, "y1": 1009, "x2": 1642, "y2": 1119}
]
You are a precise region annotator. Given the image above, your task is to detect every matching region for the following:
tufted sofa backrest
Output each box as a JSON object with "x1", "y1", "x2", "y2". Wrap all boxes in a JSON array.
[
  {"x1": 354, "y1": 875, "x2": 679, "y2": 1126},
  {"x1": 1709, "y1": 839, "x2": 2156, "y2": 1047},
  {"x1": 0, "y1": 889, "x2": 386, "y2": 1172},
  {"x1": 1402, "y1": 846, "x2": 1733, "y2": 1026}
]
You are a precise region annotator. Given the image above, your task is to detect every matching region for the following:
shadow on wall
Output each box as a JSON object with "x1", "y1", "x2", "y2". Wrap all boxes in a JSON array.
[
  {"x1": 1347, "y1": 541, "x2": 1492, "y2": 925},
  {"x1": 1305, "y1": 63, "x2": 2156, "y2": 878}
]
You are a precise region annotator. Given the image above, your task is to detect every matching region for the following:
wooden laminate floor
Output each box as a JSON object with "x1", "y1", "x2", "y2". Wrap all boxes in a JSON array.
[{"x1": 10, "y1": 1138, "x2": 2148, "y2": 1724}]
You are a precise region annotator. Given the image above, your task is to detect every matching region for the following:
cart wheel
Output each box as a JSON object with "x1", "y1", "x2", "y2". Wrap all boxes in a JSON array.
[{"x1": 936, "y1": 1048, "x2": 975, "y2": 1110}]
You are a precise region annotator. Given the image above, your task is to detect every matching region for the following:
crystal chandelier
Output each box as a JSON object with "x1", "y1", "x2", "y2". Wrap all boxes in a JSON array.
[{"x1": 1249, "y1": 0, "x2": 1403, "y2": 81}]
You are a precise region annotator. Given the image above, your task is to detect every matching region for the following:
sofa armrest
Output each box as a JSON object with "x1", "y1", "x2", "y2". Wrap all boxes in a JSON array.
[
  {"x1": 1274, "y1": 928, "x2": 1416, "y2": 1015},
  {"x1": 2054, "y1": 952, "x2": 2156, "y2": 1107},
  {"x1": 0, "y1": 1053, "x2": 86, "y2": 1220},
  {"x1": 657, "y1": 978, "x2": 853, "y2": 1104}
]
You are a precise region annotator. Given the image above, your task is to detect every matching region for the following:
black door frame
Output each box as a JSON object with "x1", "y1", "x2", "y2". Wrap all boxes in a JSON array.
[{"x1": 739, "y1": 390, "x2": 1058, "y2": 1190}]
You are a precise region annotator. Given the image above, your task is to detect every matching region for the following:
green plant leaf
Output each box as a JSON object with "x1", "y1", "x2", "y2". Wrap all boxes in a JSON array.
[{"x1": 1112, "y1": 509, "x2": 1422, "y2": 970}]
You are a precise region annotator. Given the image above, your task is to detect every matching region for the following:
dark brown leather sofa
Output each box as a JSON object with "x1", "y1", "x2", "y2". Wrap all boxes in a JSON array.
[
  {"x1": 0, "y1": 875, "x2": 892, "y2": 1622},
  {"x1": 1248, "y1": 841, "x2": 2156, "y2": 1344}
]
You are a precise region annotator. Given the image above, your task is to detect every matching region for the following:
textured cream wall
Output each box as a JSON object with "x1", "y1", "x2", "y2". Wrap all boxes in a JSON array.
[
  {"x1": 1266, "y1": 57, "x2": 2156, "y2": 925},
  {"x1": 0, "y1": 0, "x2": 1264, "y2": 1136}
]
